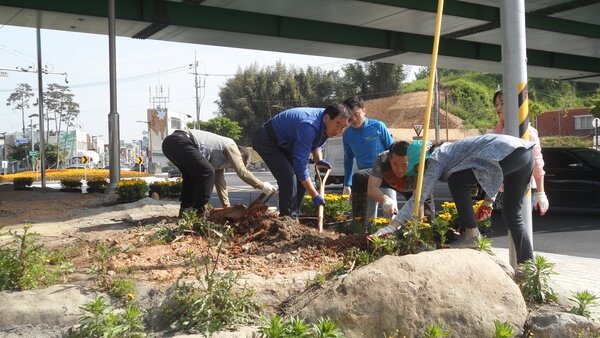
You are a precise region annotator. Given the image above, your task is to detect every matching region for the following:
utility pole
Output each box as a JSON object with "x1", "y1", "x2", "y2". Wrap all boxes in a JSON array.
[{"x1": 190, "y1": 53, "x2": 205, "y2": 129}]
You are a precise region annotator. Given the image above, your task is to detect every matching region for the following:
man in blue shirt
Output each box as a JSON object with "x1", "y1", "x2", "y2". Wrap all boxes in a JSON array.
[
  {"x1": 342, "y1": 96, "x2": 395, "y2": 222},
  {"x1": 252, "y1": 104, "x2": 352, "y2": 216}
]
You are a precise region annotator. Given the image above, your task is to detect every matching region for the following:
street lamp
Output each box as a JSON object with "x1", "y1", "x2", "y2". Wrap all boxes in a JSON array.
[{"x1": 0, "y1": 66, "x2": 69, "y2": 83}]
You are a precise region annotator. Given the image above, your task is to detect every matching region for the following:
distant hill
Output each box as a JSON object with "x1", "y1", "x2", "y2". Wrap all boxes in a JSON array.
[{"x1": 364, "y1": 91, "x2": 464, "y2": 129}]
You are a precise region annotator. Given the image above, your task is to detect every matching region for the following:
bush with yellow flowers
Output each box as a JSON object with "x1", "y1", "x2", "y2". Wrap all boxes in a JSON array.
[
  {"x1": 301, "y1": 193, "x2": 351, "y2": 222},
  {"x1": 149, "y1": 178, "x2": 182, "y2": 198},
  {"x1": 116, "y1": 178, "x2": 149, "y2": 201},
  {"x1": 87, "y1": 176, "x2": 109, "y2": 193}
]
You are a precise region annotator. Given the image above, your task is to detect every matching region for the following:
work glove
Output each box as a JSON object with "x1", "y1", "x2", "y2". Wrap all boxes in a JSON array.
[
  {"x1": 367, "y1": 224, "x2": 398, "y2": 240},
  {"x1": 534, "y1": 191, "x2": 549, "y2": 216},
  {"x1": 476, "y1": 200, "x2": 493, "y2": 221},
  {"x1": 312, "y1": 194, "x2": 326, "y2": 209},
  {"x1": 382, "y1": 197, "x2": 397, "y2": 216},
  {"x1": 316, "y1": 160, "x2": 331, "y2": 169},
  {"x1": 261, "y1": 182, "x2": 277, "y2": 195},
  {"x1": 342, "y1": 186, "x2": 351, "y2": 198}
]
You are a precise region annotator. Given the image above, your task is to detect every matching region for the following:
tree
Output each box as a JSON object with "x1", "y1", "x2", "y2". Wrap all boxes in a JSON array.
[
  {"x1": 196, "y1": 117, "x2": 243, "y2": 141},
  {"x1": 42, "y1": 83, "x2": 80, "y2": 168},
  {"x1": 6, "y1": 83, "x2": 35, "y2": 136},
  {"x1": 340, "y1": 61, "x2": 406, "y2": 99},
  {"x1": 588, "y1": 87, "x2": 600, "y2": 119}
]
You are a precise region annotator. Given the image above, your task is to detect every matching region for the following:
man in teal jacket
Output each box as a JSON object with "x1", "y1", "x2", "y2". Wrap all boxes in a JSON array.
[{"x1": 342, "y1": 96, "x2": 395, "y2": 222}]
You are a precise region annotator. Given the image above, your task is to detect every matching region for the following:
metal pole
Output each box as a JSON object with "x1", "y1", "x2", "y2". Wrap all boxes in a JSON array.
[
  {"x1": 501, "y1": 0, "x2": 532, "y2": 268},
  {"x1": 36, "y1": 26, "x2": 46, "y2": 188},
  {"x1": 107, "y1": 0, "x2": 121, "y2": 192},
  {"x1": 194, "y1": 53, "x2": 200, "y2": 129}
]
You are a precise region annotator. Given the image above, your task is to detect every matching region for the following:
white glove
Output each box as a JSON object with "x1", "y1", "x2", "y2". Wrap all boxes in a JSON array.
[
  {"x1": 261, "y1": 182, "x2": 277, "y2": 194},
  {"x1": 382, "y1": 198, "x2": 397, "y2": 216},
  {"x1": 367, "y1": 225, "x2": 398, "y2": 240},
  {"x1": 535, "y1": 191, "x2": 549, "y2": 216},
  {"x1": 342, "y1": 186, "x2": 351, "y2": 197}
]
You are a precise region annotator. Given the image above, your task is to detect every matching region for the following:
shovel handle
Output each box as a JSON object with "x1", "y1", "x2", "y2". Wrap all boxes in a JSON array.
[{"x1": 315, "y1": 165, "x2": 331, "y2": 232}]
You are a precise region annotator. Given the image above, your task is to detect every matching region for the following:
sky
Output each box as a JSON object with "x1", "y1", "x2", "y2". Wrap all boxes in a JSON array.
[{"x1": 0, "y1": 25, "x2": 369, "y2": 143}]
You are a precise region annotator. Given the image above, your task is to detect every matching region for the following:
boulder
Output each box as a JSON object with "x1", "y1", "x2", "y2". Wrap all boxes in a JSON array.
[{"x1": 293, "y1": 249, "x2": 528, "y2": 337}]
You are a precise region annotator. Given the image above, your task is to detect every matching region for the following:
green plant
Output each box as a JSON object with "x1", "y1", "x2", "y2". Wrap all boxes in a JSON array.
[
  {"x1": 568, "y1": 290, "x2": 599, "y2": 318},
  {"x1": 87, "y1": 177, "x2": 109, "y2": 193},
  {"x1": 397, "y1": 218, "x2": 435, "y2": 254},
  {"x1": 12, "y1": 177, "x2": 34, "y2": 190},
  {"x1": 116, "y1": 178, "x2": 149, "y2": 201},
  {"x1": 149, "y1": 221, "x2": 179, "y2": 244},
  {"x1": 160, "y1": 217, "x2": 259, "y2": 335},
  {"x1": 423, "y1": 323, "x2": 449, "y2": 337},
  {"x1": 518, "y1": 255, "x2": 558, "y2": 303},
  {"x1": 493, "y1": 320, "x2": 516, "y2": 338},
  {"x1": 148, "y1": 179, "x2": 181, "y2": 198},
  {"x1": 301, "y1": 193, "x2": 351, "y2": 221},
  {"x1": 0, "y1": 224, "x2": 65, "y2": 290},
  {"x1": 257, "y1": 315, "x2": 344, "y2": 338},
  {"x1": 108, "y1": 278, "x2": 136, "y2": 299},
  {"x1": 60, "y1": 178, "x2": 83, "y2": 189},
  {"x1": 473, "y1": 236, "x2": 494, "y2": 255},
  {"x1": 90, "y1": 241, "x2": 120, "y2": 290},
  {"x1": 65, "y1": 296, "x2": 147, "y2": 338}
]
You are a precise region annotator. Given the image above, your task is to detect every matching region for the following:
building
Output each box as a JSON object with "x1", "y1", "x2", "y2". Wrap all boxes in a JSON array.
[{"x1": 536, "y1": 107, "x2": 594, "y2": 137}]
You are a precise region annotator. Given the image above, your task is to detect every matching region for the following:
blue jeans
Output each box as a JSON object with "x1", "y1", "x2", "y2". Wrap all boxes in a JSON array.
[
  {"x1": 252, "y1": 125, "x2": 305, "y2": 216},
  {"x1": 447, "y1": 147, "x2": 534, "y2": 263}
]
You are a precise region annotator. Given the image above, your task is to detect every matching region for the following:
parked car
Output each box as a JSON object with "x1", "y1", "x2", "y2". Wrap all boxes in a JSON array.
[
  {"x1": 168, "y1": 166, "x2": 182, "y2": 178},
  {"x1": 65, "y1": 164, "x2": 88, "y2": 169},
  {"x1": 541, "y1": 147, "x2": 600, "y2": 208}
]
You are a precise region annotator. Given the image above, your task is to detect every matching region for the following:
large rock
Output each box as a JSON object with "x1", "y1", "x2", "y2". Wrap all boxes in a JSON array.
[
  {"x1": 0, "y1": 285, "x2": 100, "y2": 329},
  {"x1": 294, "y1": 249, "x2": 528, "y2": 337},
  {"x1": 526, "y1": 312, "x2": 600, "y2": 338}
]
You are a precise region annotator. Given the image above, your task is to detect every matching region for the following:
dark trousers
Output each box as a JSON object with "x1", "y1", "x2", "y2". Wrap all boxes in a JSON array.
[
  {"x1": 162, "y1": 131, "x2": 215, "y2": 213},
  {"x1": 447, "y1": 147, "x2": 534, "y2": 263},
  {"x1": 252, "y1": 125, "x2": 305, "y2": 216}
]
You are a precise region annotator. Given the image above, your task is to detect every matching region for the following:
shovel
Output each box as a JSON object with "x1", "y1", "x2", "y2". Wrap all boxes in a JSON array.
[
  {"x1": 249, "y1": 189, "x2": 277, "y2": 208},
  {"x1": 315, "y1": 164, "x2": 331, "y2": 232}
]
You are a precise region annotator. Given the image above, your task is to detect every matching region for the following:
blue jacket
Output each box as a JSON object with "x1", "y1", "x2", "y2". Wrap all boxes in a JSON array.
[
  {"x1": 270, "y1": 107, "x2": 328, "y2": 181},
  {"x1": 343, "y1": 118, "x2": 394, "y2": 186}
]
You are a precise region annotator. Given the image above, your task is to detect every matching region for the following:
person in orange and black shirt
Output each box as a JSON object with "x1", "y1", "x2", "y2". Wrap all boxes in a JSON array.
[{"x1": 350, "y1": 141, "x2": 416, "y2": 226}]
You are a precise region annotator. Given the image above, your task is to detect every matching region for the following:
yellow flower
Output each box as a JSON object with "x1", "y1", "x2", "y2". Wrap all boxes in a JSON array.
[
  {"x1": 441, "y1": 201, "x2": 456, "y2": 209},
  {"x1": 439, "y1": 212, "x2": 452, "y2": 221},
  {"x1": 336, "y1": 215, "x2": 348, "y2": 221},
  {"x1": 369, "y1": 217, "x2": 390, "y2": 225}
]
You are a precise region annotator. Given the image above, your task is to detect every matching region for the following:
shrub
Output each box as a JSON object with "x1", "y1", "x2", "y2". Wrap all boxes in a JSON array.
[
  {"x1": 148, "y1": 179, "x2": 181, "y2": 198},
  {"x1": 116, "y1": 178, "x2": 149, "y2": 201},
  {"x1": 60, "y1": 178, "x2": 83, "y2": 191},
  {"x1": 13, "y1": 177, "x2": 34, "y2": 190},
  {"x1": 301, "y1": 193, "x2": 351, "y2": 221},
  {"x1": 87, "y1": 177, "x2": 109, "y2": 193}
]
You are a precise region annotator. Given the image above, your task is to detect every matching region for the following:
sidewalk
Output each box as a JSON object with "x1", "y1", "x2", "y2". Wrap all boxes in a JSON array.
[{"x1": 493, "y1": 248, "x2": 600, "y2": 318}]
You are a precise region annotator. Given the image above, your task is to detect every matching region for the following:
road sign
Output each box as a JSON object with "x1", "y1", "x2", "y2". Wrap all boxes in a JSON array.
[
  {"x1": 412, "y1": 123, "x2": 423, "y2": 137},
  {"x1": 592, "y1": 118, "x2": 600, "y2": 128},
  {"x1": 29, "y1": 150, "x2": 38, "y2": 156},
  {"x1": 137, "y1": 155, "x2": 144, "y2": 164},
  {"x1": 15, "y1": 138, "x2": 29, "y2": 145},
  {"x1": 81, "y1": 156, "x2": 90, "y2": 164}
]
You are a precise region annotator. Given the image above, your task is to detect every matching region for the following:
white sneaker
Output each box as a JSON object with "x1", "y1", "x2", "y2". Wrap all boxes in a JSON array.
[{"x1": 367, "y1": 225, "x2": 398, "y2": 240}]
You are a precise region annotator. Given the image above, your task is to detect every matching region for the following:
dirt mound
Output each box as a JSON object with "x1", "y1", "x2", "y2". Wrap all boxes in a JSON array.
[{"x1": 0, "y1": 187, "x2": 364, "y2": 285}]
